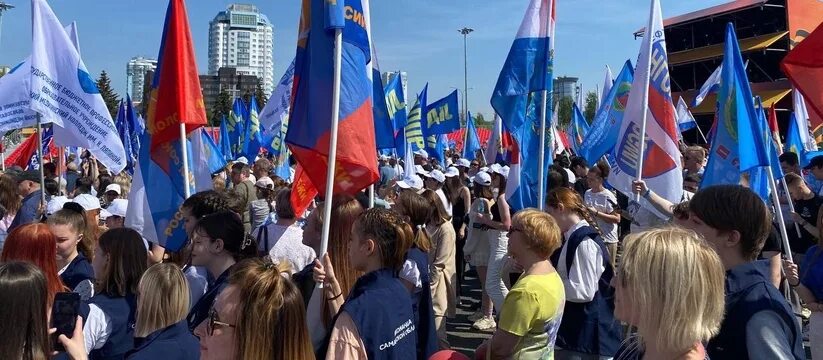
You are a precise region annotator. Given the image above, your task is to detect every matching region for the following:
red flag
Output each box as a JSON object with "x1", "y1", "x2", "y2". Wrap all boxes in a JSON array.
[
  {"x1": 782, "y1": 22, "x2": 823, "y2": 130},
  {"x1": 4, "y1": 135, "x2": 38, "y2": 169},
  {"x1": 290, "y1": 165, "x2": 318, "y2": 218},
  {"x1": 768, "y1": 105, "x2": 783, "y2": 154},
  {"x1": 145, "y1": 0, "x2": 207, "y2": 152}
]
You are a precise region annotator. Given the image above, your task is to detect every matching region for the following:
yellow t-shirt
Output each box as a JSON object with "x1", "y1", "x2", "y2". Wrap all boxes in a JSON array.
[{"x1": 498, "y1": 272, "x2": 565, "y2": 360}]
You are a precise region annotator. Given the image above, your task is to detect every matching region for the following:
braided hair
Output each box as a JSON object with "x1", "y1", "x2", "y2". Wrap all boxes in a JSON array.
[{"x1": 546, "y1": 187, "x2": 603, "y2": 236}]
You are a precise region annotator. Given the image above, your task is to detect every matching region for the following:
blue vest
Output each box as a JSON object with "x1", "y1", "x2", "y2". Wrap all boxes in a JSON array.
[
  {"x1": 79, "y1": 293, "x2": 138, "y2": 360},
  {"x1": 125, "y1": 321, "x2": 200, "y2": 360},
  {"x1": 60, "y1": 253, "x2": 95, "y2": 290},
  {"x1": 187, "y1": 266, "x2": 232, "y2": 331},
  {"x1": 405, "y1": 247, "x2": 438, "y2": 360},
  {"x1": 549, "y1": 226, "x2": 620, "y2": 356},
  {"x1": 707, "y1": 260, "x2": 804, "y2": 360},
  {"x1": 339, "y1": 269, "x2": 418, "y2": 360}
]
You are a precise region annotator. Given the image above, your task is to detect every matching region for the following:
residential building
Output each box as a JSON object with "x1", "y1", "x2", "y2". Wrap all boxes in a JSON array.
[
  {"x1": 554, "y1": 76, "x2": 579, "y2": 103},
  {"x1": 208, "y1": 4, "x2": 274, "y2": 96},
  {"x1": 199, "y1": 67, "x2": 260, "y2": 114},
  {"x1": 0, "y1": 65, "x2": 9, "y2": 78},
  {"x1": 126, "y1": 57, "x2": 157, "y2": 104}
]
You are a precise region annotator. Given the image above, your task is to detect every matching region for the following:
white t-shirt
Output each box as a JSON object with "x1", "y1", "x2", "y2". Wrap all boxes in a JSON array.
[
  {"x1": 258, "y1": 224, "x2": 316, "y2": 274},
  {"x1": 584, "y1": 189, "x2": 618, "y2": 244}
]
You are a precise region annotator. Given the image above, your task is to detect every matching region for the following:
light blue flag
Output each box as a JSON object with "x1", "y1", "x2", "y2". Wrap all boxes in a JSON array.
[
  {"x1": 219, "y1": 115, "x2": 233, "y2": 162},
  {"x1": 578, "y1": 60, "x2": 633, "y2": 164},
  {"x1": 124, "y1": 94, "x2": 143, "y2": 164},
  {"x1": 385, "y1": 74, "x2": 408, "y2": 153},
  {"x1": 702, "y1": 23, "x2": 769, "y2": 188},
  {"x1": 424, "y1": 90, "x2": 460, "y2": 135},
  {"x1": 227, "y1": 98, "x2": 247, "y2": 159},
  {"x1": 260, "y1": 59, "x2": 295, "y2": 158},
  {"x1": 463, "y1": 112, "x2": 482, "y2": 159},
  {"x1": 507, "y1": 91, "x2": 553, "y2": 211},
  {"x1": 114, "y1": 100, "x2": 134, "y2": 173},
  {"x1": 747, "y1": 98, "x2": 785, "y2": 201},
  {"x1": 243, "y1": 96, "x2": 263, "y2": 160},
  {"x1": 692, "y1": 64, "x2": 722, "y2": 107},
  {"x1": 192, "y1": 128, "x2": 228, "y2": 193},
  {"x1": 568, "y1": 103, "x2": 589, "y2": 154},
  {"x1": 785, "y1": 112, "x2": 809, "y2": 166}
]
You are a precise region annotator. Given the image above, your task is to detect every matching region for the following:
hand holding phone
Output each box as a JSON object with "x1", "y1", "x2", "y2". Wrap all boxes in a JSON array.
[{"x1": 50, "y1": 292, "x2": 80, "y2": 352}]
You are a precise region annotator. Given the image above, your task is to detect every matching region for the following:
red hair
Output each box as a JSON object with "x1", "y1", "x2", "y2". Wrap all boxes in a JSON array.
[{"x1": 1, "y1": 223, "x2": 66, "y2": 303}]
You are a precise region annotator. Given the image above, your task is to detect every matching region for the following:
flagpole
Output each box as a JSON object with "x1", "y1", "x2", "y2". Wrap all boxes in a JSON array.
[
  {"x1": 319, "y1": 28, "x2": 344, "y2": 259},
  {"x1": 779, "y1": 178, "x2": 803, "y2": 237},
  {"x1": 1, "y1": 137, "x2": 5, "y2": 171},
  {"x1": 695, "y1": 123, "x2": 708, "y2": 144},
  {"x1": 36, "y1": 114, "x2": 46, "y2": 207},
  {"x1": 368, "y1": 184, "x2": 375, "y2": 209},
  {"x1": 766, "y1": 167, "x2": 793, "y2": 263},
  {"x1": 180, "y1": 124, "x2": 191, "y2": 198},
  {"x1": 538, "y1": 90, "x2": 548, "y2": 211},
  {"x1": 634, "y1": 2, "x2": 656, "y2": 202}
]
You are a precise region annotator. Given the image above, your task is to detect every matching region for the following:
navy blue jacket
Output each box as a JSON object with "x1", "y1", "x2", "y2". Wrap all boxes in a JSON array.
[
  {"x1": 126, "y1": 321, "x2": 199, "y2": 360},
  {"x1": 405, "y1": 247, "x2": 438, "y2": 360},
  {"x1": 80, "y1": 293, "x2": 138, "y2": 360},
  {"x1": 187, "y1": 266, "x2": 232, "y2": 331},
  {"x1": 550, "y1": 226, "x2": 621, "y2": 356},
  {"x1": 707, "y1": 260, "x2": 804, "y2": 359},
  {"x1": 339, "y1": 268, "x2": 418, "y2": 360},
  {"x1": 9, "y1": 189, "x2": 45, "y2": 231},
  {"x1": 60, "y1": 253, "x2": 95, "y2": 292}
]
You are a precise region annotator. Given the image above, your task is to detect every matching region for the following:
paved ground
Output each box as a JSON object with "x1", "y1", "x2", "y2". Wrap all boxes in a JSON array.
[{"x1": 445, "y1": 268, "x2": 490, "y2": 358}]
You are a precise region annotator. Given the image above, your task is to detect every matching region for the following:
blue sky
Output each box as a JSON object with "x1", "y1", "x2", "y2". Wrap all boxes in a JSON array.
[{"x1": 0, "y1": 0, "x2": 727, "y2": 117}]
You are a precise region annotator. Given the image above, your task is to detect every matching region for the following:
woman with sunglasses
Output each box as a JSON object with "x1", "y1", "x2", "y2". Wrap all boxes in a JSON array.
[
  {"x1": 194, "y1": 258, "x2": 313, "y2": 360},
  {"x1": 186, "y1": 211, "x2": 257, "y2": 332},
  {"x1": 127, "y1": 263, "x2": 198, "y2": 360},
  {"x1": 81, "y1": 228, "x2": 148, "y2": 359}
]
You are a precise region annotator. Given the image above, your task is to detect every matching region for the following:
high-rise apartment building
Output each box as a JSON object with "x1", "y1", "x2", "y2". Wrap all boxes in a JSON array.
[
  {"x1": 126, "y1": 57, "x2": 157, "y2": 104},
  {"x1": 208, "y1": 4, "x2": 274, "y2": 96},
  {"x1": 553, "y1": 76, "x2": 579, "y2": 104}
]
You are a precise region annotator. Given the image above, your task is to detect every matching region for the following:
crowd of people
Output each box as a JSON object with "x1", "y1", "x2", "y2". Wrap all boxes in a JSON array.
[{"x1": 0, "y1": 144, "x2": 819, "y2": 360}]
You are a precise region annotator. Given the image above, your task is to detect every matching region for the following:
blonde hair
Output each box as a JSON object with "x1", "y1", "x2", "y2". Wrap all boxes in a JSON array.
[
  {"x1": 618, "y1": 227, "x2": 725, "y2": 353},
  {"x1": 113, "y1": 174, "x2": 131, "y2": 198},
  {"x1": 512, "y1": 209, "x2": 562, "y2": 258},
  {"x1": 135, "y1": 263, "x2": 189, "y2": 337}
]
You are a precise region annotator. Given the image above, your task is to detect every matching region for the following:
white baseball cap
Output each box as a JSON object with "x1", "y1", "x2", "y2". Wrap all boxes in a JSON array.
[
  {"x1": 100, "y1": 199, "x2": 128, "y2": 219},
  {"x1": 72, "y1": 193, "x2": 101, "y2": 211},
  {"x1": 414, "y1": 165, "x2": 430, "y2": 176},
  {"x1": 490, "y1": 164, "x2": 510, "y2": 179},
  {"x1": 46, "y1": 196, "x2": 69, "y2": 216},
  {"x1": 396, "y1": 175, "x2": 424, "y2": 192},
  {"x1": 255, "y1": 176, "x2": 275, "y2": 189},
  {"x1": 104, "y1": 183, "x2": 121, "y2": 195},
  {"x1": 426, "y1": 170, "x2": 446, "y2": 183},
  {"x1": 473, "y1": 172, "x2": 492, "y2": 186},
  {"x1": 235, "y1": 156, "x2": 249, "y2": 165},
  {"x1": 413, "y1": 149, "x2": 429, "y2": 158},
  {"x1": 479, "y1": 166, "x2": 490, "y2": 173},
  {"x1": 456, "y1": 158, "x2": 471, "y2": 168},
  {"x1": 444, "y1": 167, "x2": 460, "y2": 178}
]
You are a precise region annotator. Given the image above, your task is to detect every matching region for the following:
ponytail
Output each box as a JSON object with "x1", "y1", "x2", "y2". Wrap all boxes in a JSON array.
[
  {"x1": 193, "y1": 211, "x2": 258, "y2": 261},
  {"x1": 578, "y1": 205, "x2": 603, "y2": 236},
  {"x1": 396, "y1": 191, "x2": 433, "y2": 252},
  {"x1": 547, "y1": 187, "x2": 602, "y2": 236},
  {"x1": 356, "y1": 208, "x2": 414, "y2": 272},
  {"x1": 48, "y1": 206, "x2": 95, "y2": 259}
]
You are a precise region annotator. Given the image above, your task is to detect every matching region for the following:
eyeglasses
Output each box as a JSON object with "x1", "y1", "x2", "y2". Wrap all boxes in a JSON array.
[
  {"x1": 207, "y1": 308, "x2": 235, "y2": 336},
  {"x1": 508, "y1": 226, "x2": 524, "y2": 237}
]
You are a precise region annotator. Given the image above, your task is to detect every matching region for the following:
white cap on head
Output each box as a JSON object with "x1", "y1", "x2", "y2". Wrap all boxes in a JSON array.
[
  {"x1": 564, "y1": 168, "x2": 577, "y2": 184},
  {"x1": 396, "y1": 175, "x2": 425, "y2": 193},
  {"x1": 235, "y1": 156, "x2": 249, "y2": 165},
  {"x1": 379, "y1": 154, "x2": 389, "y2": 161},
  {"x1": 456, "y1": 158, "x2": 471, "y2": 168},
  {"x1": 100, "y1": 199, "x2": 128, "y2": 220},
  {"x1": 414, "y1": 165, "x2": 430, "y2": 176},
  {"x1": 491, "y1": 164, "x2": 510, "y2": 179},
  {"x1": 72, "y1": 193, "x2": 101, "y2": 211},
  {"x1": 444, "y1": 167, "x2": 460, "y2": 178},
  {"x1": 255, "y1": 176, "x2": 275, "y2": 189},
  {"x1": 473, "y1": 171, "x2": 492, "y2": 186},
  {"x1": 427, "y1": 170, "x2": 446, "y2": 183},
  {"x1": 46, "y1": 196, "x2": 69, "y2": 216},
  {"x1": 413, "y1": 149, "x2": 429, "y2": 158},
  {"x1": 104, "y1": 184, "x2": 121, "y2": 195},
  {"x1": 479, "y1": 166, "x2": 490, "y2": 173}
]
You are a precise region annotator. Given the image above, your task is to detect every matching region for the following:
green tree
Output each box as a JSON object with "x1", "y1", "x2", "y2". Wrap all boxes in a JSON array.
[
  {"x1": 584, "y1": 91, "x2": 599, "y2": 123},
  {"x1": 96, "y1": 71, "x2": 120, "y2": 119},
  {"x1": 211, "y1": 91, "x2": 233, "y2": 125},
  {"x1": 255, "y1": 79, "x2": 267, "y2": 109},
  {"x1": 557, "y1": 96, "x2": 574, "y2": 129}
]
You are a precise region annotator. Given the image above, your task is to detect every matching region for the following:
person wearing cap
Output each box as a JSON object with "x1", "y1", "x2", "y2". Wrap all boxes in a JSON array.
[
  {"x1": 101, "y1": 198, "x2": 128, "y2": 229},
  {"x1": 464, "y1": 171, "x2": 496, "y2": 330},
  {"x1": 424, "y1": 170, "x2": 452, "y2": 217},
  {"x1": 9, "y1": 170, "x2": 47, "y2": 232},
  {"x1": 250, "y1": 177, "x2": 276, "y2": 230},
  {"x1": 103, "y1": 184, "x2": 121, "y2": 208},
  {"x1": 389, "y1": 156, "x2": 404, "y2": 181},
  {"x1": 397, "y1": 174, "x2": 425, "y2": 194},
  {"x1": 230, "y1": 162, "x2": 258, "y2": 232},
  {"x1": 414, "y1": 149, "x2": 430, "y2": 166},
  {"x1": 478, "y1": 164, "x2": 513, "y2": 321},
  {"x1": 805, "y1": 155, "x2": 823, "y2": 197},
  {"x1": 379, "y1": 155, "x2": 397, "y2": 187}
]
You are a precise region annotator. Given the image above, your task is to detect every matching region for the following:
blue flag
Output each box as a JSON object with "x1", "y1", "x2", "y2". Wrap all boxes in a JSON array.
[
  {"x1": 27, "y1": 125, "x2": 54, "y2": 170},
  {"x1": 507, "y1": 91, "x2": 553, "y2": 211},
  {"x1": 424, "y1": 90, "x2": 460, "y2": 135},
  {"x1": 747, "y1": 97, "x2": 786, "y2": 201},
  {"x1": 396, "y1": 88, "x2": 426, "y2": 159},
  {"x1": 219, "y1": 115, "x2": 233, "y2": 162},
  {"x1": 372, "y1": 69, "x2": 395, "y2": 150},
  {"x1": 568, "y1": 103, "x2": 589, "y2": 154},
  {"x1": 578, "y1": 60, "x2": 634, "y2": 164},
  {"x1": 243, "y1": 96, "x2": 264, "y2": 160},
  {"x1": 124, "y1": 94, "x2": 144, "y2": 162},
  {"x1": 227, "y1": 98, "x2": 247, "y2": 159},
  {"x1": 463, "y1": 112, "x2": 482, "y2": 159},
  {"x1": 193, "y1": 128, "x2": 228, "y2": 192},
  {"x1": 114, "y1": 100, "x2": 134, "y2": 173},
  {"x1": 702, "y1": 23, "x2": 769, "y2": 188},
  {"x1": 385, "y1": 74, "x2": 408, "y2": 129}
]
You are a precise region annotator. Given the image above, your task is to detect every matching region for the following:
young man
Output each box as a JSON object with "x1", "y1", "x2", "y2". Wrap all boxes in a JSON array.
[
  {"x1": 784, "y1": 173, "x2": 821, "y2": 261},
  {"x1": 805, "y1": 155, "x2": 823, "y2": 196},
  {"x1": 230, "y1": 162, "x2": 258, "y2": 233},
  {"x1": 570, "y1": 156, "x2": 589, "y2": 197},
  {"x1": 681, "y1": 146, "x2": 706, "y2": 177},
  {"x1": 684, "y1": 185, "x2": 804, "y2": 360}
]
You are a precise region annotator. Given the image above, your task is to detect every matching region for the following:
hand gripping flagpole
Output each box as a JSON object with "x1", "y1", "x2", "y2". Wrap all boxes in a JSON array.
[
  {"x1": 180, "y1": 123, "x2": 191, "y2": 199},
  {"x1": 634, "y1": 1, "x2": 656, "y2": 203},
  {"x1": 319, "y1": 28, "x2": 344, "y2": 262},
  {"x1": 36, "y1": 114, "x2": 46, "y2": 207}
]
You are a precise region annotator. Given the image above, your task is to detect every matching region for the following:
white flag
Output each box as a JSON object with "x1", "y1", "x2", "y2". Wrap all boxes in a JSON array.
[
  {"x1": 30, "y1": 0, "x2": 126, "y2": 173},
  {"x1": 793, "y1": 89, "x2": 818, "y2": 152},
  {"x1": 600, "y1": 65, "x2": 613, "y2": 108}
]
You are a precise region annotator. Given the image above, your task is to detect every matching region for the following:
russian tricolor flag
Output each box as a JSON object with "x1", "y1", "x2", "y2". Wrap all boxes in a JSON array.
[
  {"x1": 287, "y1": 0, "x2": 378, "y2": 212},
  {"x1": 491, "y1": 0, "x2": 555, "y2": 211}
]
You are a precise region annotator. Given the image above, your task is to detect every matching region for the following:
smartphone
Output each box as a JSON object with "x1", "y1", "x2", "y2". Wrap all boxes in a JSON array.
[{"x1": 51, "y1": 292, "x2": 80, "y2": 351}]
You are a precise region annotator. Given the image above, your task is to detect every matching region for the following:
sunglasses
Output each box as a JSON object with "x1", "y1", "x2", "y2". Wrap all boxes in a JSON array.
[{"x1": 206, "y1": 308, "x2": 235, "y2": 336}]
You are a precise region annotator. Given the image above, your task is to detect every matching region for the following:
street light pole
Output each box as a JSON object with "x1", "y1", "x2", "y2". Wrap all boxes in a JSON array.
[
  {"x1": 0, "y1": 2, "x2": 14, "y2": 52},
  {"x1": 459, "y1": 27, "x2": 473, "y2": 153}
]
